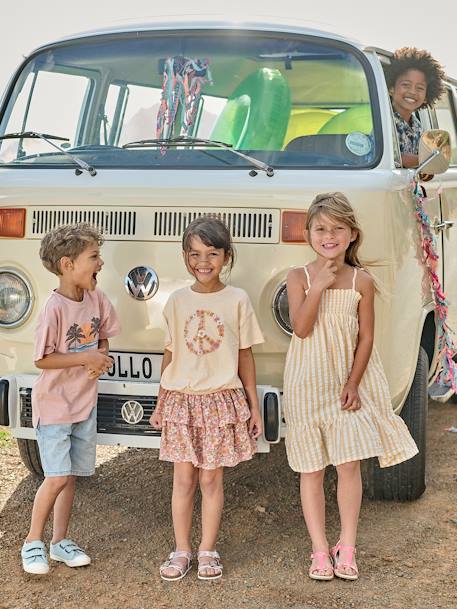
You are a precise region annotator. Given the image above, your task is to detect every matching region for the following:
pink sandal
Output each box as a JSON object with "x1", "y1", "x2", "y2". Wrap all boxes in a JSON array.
[
  {"x1": 308, "y1": 551, "x2": 334, "y2": 580},
  {"x1": 330, "y1": 542, "x2": 358, "y2": 580}
]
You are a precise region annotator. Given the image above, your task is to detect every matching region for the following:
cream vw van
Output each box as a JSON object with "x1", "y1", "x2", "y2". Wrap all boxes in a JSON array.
[{"x1": 0, "y1": 21, "x2": 456, "y2": 501}]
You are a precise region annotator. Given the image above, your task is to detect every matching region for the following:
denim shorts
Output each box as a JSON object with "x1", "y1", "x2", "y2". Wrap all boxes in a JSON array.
[{"x1": 36, "y1": 407, "x2": 97, "y2": 477}]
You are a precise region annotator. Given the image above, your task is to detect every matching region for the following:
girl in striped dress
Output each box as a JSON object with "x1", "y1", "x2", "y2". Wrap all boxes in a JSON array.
[{"x1": 284, "y1": 192, "x2": 418, "y2": 581}]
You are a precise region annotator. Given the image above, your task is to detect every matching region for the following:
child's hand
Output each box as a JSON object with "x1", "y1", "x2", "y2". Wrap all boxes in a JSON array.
[
  {"x1": 86, "y1": 365, "x2": 111, "y2": 379},
  {"x1": 341, "y1": 381, "x2": 361, "y2": 411},
  {"x1": 248, "y1": 406, "x2": 263, "y2": 439},
  {"x1": 84, "y1": 349, "x2": 113, "y2": 373},
  {"x1": 150, "y1": 386, "x2": 165, "y2": 429},
  {"x1": 419, "y1": 173, "x2": 434, "y2": 182},
  {"x1": 149, "y1": 410, "x2": 162, "y2": 429},
  {"x1": 312, "y1": 260, "x2": 337, "y2": 292}
]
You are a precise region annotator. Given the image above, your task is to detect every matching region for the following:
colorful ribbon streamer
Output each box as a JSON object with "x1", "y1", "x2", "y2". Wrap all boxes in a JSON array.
[
  {"x1": 412, "y1": 180, "x2": 457, "y2": 396},
  {"x1": 156, "y1": 56, "x2": 212, "y2": 140}
]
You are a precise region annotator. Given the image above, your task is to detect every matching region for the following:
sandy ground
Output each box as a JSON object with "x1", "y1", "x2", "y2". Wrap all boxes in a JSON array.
[{"x1": 1, "y1": 399, "x2": 456, "y2": 609}]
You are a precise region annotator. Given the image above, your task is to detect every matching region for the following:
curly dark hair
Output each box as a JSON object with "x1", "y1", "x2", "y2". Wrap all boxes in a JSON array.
[{"x1": 385, "y1": 47, "x2": 446, "y2": 108}]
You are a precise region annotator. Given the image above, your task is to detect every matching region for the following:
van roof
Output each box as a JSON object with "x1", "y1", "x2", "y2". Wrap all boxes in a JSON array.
[{"x1": 29, "y1": 18, "x2": 375, "y2": 55}]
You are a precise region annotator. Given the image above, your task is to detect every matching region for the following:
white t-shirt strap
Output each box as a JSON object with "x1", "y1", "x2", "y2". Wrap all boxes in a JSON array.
[
  {"x1": 352, "y1": 266, "x2": 357, "y2": 291},
  {"x1": 303, "y1": 265, "x2": 311, "y2": 289}
]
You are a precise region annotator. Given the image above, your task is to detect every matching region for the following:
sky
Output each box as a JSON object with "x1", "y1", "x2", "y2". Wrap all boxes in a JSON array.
[{"x1": 1, "y1": 0, "x2": 456, "y2": 96}]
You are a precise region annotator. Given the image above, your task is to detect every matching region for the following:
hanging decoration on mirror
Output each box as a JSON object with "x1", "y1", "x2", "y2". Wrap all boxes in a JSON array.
[
  {"x1": 412, "y1": 179, "x2": 457, "y2": 400},
  {"x1": 156, "y1": 56, "x2": 212, "y2": 140}
]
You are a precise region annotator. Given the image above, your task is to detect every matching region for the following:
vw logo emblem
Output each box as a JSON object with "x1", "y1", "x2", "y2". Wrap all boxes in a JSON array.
[
  {"x1": 121, "y1": 400, "x2": 144, "y2": 425},
  {"x1": 125, "y1": 266, "x2": 159, "y2": 301}
]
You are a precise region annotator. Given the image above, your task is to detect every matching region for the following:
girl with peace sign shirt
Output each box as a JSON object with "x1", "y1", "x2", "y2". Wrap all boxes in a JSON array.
[{"x1": 150, "y1": 217, "x2": 264, "y2": 582}]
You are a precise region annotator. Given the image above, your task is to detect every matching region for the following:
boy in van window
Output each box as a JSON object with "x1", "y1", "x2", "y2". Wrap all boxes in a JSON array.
[
  {"x1": 21, "y1": 223, "x2": 120, "y2": 575},
  {"x1": 386, "y1": 47, "x2": 446, "y2": 168}
]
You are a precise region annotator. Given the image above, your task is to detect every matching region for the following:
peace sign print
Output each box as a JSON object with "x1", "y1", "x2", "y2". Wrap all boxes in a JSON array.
[{"x1": 184, "y1": 309, "x2": 225, "y2": 355}]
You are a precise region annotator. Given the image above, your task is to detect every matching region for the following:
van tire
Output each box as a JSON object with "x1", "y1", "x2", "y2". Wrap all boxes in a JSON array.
[
  {"x1": 263, "y1": 392, "x2": 280, "y2": 442},
  {"x1": 364, "y1": 346, "x2": 428, "y2": 501},
  {"x1": 17, "y1": 439, "x2": 44, "y2": 478},
  {"x1": 449, "y1": 358, "x2": 457, "y2": 403}
]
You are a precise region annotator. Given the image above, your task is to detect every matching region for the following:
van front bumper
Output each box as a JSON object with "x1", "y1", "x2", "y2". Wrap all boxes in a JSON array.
[{"x1": 3, "y1": 376, "x2": 281, "y2": 452}]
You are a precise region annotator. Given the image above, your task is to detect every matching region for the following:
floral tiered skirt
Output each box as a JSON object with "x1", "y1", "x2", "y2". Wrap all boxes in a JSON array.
[{"x1": 155, "y1": 388, "x2": 256, "y2": 469}]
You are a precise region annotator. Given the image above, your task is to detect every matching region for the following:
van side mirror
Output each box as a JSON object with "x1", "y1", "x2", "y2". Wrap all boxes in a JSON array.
[{"x1": 415, "y1": 129, "x2": 451, "y2": 177}]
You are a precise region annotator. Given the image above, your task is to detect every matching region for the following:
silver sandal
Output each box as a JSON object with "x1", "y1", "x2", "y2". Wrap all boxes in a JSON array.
[
  {"x1": 197, "y1": 550, "x2": 223, "y2": 581},
  {"x1": 159, "y1": 550, "x2": 192, "y2": 581}
]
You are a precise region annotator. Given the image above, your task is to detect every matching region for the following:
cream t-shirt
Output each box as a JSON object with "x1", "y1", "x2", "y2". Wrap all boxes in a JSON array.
[
  {"x1": 32, "y1": 288, "x2": 120, "y2": 427},
  {"x1": 160, "y1": 286, "x2": 264, "y2": 394}
]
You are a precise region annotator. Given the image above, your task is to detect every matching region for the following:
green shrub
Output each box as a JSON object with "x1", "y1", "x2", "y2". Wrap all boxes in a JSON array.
[{"x1": 0, "y1": 428, "x2": 11, "y2": 447}]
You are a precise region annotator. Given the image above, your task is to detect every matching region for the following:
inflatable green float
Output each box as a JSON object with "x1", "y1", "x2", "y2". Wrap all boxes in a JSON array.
[
  {"x1": 318, "y1": 104, "x2": 372, "y2": 134},
  {"x1": 210, "y1": 68, "x2": 291, "y2": 150}
]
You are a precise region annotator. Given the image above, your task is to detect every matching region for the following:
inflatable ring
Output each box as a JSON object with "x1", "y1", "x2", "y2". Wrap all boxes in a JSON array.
[
  {"x1": 318, "y1": 104, "x2": 373, "y2": 135},
  {"x1": 282, "y1": 108, "x2": 337, "y2": 148},
  {"x1": 210, "y1": 68, "x2": 291, "y2": 150}
]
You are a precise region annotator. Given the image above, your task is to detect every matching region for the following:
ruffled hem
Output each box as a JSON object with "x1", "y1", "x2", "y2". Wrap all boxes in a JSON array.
[
  {"x1": 285, "y1": 408, "x2": 418, "y2": 473},
  {"x1": 155, "y1": 388, "x2": 251, "y2": 427},
  {"x1": 159, "y1": 421, "x2": 256, "y2": 469}
]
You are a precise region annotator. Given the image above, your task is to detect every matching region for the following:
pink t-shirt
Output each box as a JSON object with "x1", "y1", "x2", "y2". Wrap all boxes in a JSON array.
[{"x1": 32, "y1": 288, "x2": 120, "y2": 427}]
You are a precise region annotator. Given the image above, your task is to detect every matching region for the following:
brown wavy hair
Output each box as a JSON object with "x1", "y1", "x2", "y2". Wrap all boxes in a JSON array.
[
  {"x1": 385, "y1": 47, "x2": 446, "y2": 108},
  {"x1": 306, "y1": 192, "x2": 363, "y2": 267},
  {"x1": 40, "y1": 223, "x2": 103, "y2": 276}
]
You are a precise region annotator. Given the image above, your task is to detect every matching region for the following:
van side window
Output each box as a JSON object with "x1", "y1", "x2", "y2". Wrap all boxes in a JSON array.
[
  {"x1": 434, "y1": 88, "x2": 457, "y2": 165},
  {"x1": 389, "y1": 103, "x2": 436, "y2": 169},
  {"x1": 389, "y1": 107, "x2": 402, "y2": 167},
  {"x1": 388, "y1": 106, "x2": 432, "y2": 168},
  {"x1": 0, "y1": 70, "x2": 90, "y2": 162}
]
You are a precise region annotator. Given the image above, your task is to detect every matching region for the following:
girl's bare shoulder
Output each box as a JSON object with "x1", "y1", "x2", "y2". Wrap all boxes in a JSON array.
[
  {"x1": 287, "y1": 266, "x2": 307, "y2": 285},
  {"x1": 356, "y1": 268, "x2": 375, "y2": 294}
]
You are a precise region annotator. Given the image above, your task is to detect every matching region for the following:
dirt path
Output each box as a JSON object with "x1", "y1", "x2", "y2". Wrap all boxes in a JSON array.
[{"x1": 1, "y1": 400, "x2": 456, "y2": 609}]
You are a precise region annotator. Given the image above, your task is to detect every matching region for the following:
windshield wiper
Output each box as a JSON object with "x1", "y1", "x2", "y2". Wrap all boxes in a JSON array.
[
  {"x1": 0, "y1": 131, "x2": 97, "y2": 176},
  {"x1": 122, "y1": 135, "x2": 274, "y2": 177}
]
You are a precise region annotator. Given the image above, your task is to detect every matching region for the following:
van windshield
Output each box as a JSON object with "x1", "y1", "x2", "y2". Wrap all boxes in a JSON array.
[{"x1": 0, "y1": 30, "x2": 380, "y2": 169}]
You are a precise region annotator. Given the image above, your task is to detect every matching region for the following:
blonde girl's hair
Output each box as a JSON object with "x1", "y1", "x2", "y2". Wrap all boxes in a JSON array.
[{"x1": 306, "y1": 192, "x2": 363, "y2": 267}]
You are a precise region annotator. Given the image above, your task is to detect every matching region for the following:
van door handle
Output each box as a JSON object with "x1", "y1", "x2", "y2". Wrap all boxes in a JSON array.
[{"x1": 431, "y1": 220, "x2": 454, "y2": 232}]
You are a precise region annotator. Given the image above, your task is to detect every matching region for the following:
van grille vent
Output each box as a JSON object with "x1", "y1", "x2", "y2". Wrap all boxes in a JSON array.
[
  {"x1": 27, "y1": 207, "x2": 279, "y2": 242},
  {"x1": 31, "y1": 210, "x2": 136, "y2": 237},
  {"x1": 152, "y1": 209, "x2": 277, "y2": 242}
]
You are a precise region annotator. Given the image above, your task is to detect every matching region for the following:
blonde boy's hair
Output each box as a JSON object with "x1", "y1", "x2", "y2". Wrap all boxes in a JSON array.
[
  {"x1": 39, "y1": 223, "x2": 103, "y2": 276},
  {"x1": 306, "y1": 192, "x2": 363, "y2": 268}
]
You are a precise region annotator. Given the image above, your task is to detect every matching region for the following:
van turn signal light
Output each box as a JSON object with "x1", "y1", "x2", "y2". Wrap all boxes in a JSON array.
[
  {"x1": 281, "y1": 210, "x2": 308, "y2": 243},
  {"x1": 0, "y1": 208, "x2": 26, "y2": 238}
]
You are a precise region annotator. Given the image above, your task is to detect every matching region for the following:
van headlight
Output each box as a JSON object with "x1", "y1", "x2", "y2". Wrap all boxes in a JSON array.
[
  {"x1": 272, "y1": 282, "x2": 292, "y2": 335},
  {"x1": 0, "y1": 269, "x2": 33, "y2": 327}
]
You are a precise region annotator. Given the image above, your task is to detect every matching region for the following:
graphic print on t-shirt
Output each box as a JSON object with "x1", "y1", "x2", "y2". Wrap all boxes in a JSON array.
[
  {"x1": 184, "y1": 309, "x2": 225, "y2": 355},
  {"x1": 65, "y1": 317, "x2": 100, "y2": 352}
]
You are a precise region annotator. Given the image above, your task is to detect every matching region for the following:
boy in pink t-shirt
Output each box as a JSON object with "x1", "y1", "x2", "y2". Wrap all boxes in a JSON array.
[{"x1": 22, "y1": 223, "x2": 120, "y2": 575}]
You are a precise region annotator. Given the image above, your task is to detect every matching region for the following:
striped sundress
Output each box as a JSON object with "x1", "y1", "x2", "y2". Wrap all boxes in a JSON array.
[{"x1": 283, "y1": 266, "x2": 418, "y2": 473}]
